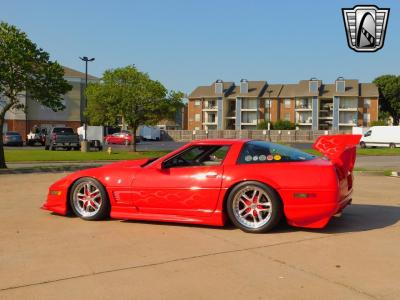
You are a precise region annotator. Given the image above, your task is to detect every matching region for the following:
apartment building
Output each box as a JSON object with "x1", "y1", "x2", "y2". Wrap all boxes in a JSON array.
[
  {"x1": 1, "y1": 66, "x2": 97, "y2": 140},
  {"x1": 188, "y1": 78, "x2": 379, "y2": 131}
]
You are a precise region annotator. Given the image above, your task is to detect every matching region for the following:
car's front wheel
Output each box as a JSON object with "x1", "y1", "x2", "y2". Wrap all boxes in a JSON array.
[
  {"x1": 70, "y1": 177, "x2": 110, "y2": 220},
  {"x1": 226, "y1": 182, "x2": 282, "y2": 233}
]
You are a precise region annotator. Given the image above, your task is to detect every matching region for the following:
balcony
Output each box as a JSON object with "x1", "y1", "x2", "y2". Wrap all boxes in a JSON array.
[
  {"x1": 339, "y1": 107, "x2": 358, "y2": 111},
  {"x1": 203, "y1": 105, "x2": 217, "y2": 111}
]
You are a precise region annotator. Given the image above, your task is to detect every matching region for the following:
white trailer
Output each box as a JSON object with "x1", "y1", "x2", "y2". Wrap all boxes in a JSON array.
[
  {"x1": 139, "y1": 125, "x2": 160, "y2": 141},
  {"x1": 360, "y1": 126, "x2": 400, "y2": 148},
  {"x1": 77, "y1": 126, "x2": 104, "y2": 150}
]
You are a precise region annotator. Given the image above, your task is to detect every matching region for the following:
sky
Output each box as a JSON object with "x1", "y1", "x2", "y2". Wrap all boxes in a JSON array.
[{"x1": 1, "y1": 0, "x2": 399, "y2": 94}]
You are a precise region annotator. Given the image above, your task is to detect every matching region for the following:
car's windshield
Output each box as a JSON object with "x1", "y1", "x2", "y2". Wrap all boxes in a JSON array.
[{"x1": 238, "y1": 141, "x2": 315, "y2": 164}]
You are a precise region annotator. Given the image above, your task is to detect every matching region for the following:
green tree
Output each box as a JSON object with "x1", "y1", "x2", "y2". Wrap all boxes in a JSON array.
[
  {"x1": 85, "y1": 66, "x2": 183, "y2": 151},
  {"x1": 373, "y1": 75, "x2": 400, "y2": 125},
  {"x1": 0, "y1": 22, "x2": 72, "y2": 169}
]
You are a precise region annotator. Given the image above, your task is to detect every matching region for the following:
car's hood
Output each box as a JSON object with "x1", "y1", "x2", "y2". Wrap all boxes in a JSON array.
[{"x1": 99, "y1": 158, "x2": 152, "y2": 169}]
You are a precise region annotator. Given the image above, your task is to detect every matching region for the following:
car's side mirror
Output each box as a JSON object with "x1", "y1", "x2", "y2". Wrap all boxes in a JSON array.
[{"x1": 161, "y1": 160, "x2": 169, "y2": 169}]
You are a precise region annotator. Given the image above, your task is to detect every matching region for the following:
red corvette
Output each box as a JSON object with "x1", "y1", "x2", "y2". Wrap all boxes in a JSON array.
[
  {"x1": 42, "y1": 135, "x2": 361, "y2": 233},
  {"x1": 104, "y1": 132, "x2": 134, "y2": 145}
]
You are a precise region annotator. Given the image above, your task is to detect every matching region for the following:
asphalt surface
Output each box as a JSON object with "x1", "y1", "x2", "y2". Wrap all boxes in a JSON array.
[
  {"x1": 4, "y1": 141, "x2": 187, "y2": 152},
  {"x1": 0, "y1": 173, "x2": 399, "y2": 299}
]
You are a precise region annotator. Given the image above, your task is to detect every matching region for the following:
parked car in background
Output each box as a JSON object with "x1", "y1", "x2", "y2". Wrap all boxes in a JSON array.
[
  {"x1": 104, "y1": 131, "x2": 140, "y2": 145},
  {"x1": 360, "y1": 126, "x2": 400, "y2": 148},
  {"x1": 27, "y1": 126, "x2": 47, "y2": 146},
  {"x1": 3, "y1": 131, "x2": 23, "y2": 146},
  {"x1": 45, "y1": 127, "x2": 80, "y2": 151}
]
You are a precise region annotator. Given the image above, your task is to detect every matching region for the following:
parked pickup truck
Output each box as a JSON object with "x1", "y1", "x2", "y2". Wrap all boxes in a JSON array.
[{"x1": 45, "y1": 127, "x2": 80, "y2": 151}]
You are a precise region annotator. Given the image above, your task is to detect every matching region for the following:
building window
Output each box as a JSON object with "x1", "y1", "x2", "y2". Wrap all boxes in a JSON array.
[
  {"x1": 242, "y1": 99, "x2": 257, "y2": 109},
  {"x1": 284, "y1": 112, "x2": 290, "y2": 121},
  {"x1": 284, "y1": 99, "x2": 291, "y2": 108},
  {"x1": 364, "y1": 98, "x2": 371, "y2": 109},
  {"x1": 194, "y1": 126, "x2": 200, "y2": 130},
  {"x1": 194, "y1": 100, "x2": 201, "y2": 106},
  {"x1": 336, "y1": 81, "x2": 345, "y2": 93},
  {"x1": 363, "y1": 113, "x2": 370, "y2": 124},
  {"x1": 195, "y1": 113, "x2": 200, "y2": 122},
  {"x1": 309, "y1": 81, "x2": 318, "y2": 93}
]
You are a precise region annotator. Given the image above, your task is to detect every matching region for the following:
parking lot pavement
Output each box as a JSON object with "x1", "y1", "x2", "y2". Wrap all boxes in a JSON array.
[
  {"x1": 0, "y1": 174, "x2": 399, "y2": 299},
  {"x1": 4, "y1": 141, "x2": 187, "y2": 152}
]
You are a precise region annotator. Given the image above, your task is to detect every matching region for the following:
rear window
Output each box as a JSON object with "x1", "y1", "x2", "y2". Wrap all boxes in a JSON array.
[
  {"x1": 53, "y1": 128, "x2": 74, "y2": 134},
  {"x1": 238, "y1": 141, "x2": 315, "y2": 164}
]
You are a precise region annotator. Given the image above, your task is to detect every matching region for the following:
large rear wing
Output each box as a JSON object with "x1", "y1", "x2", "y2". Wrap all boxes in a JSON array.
[{"x1": 313, "y1": 134, "x2": 362, "y2": 175}]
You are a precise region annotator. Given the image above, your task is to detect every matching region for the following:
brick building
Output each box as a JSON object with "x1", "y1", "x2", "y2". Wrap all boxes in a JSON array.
[
  {"x1": 188, "y1": 78, "x2": 379, "y2": 131},
  {"x1": 1, "y1": 66, "x2": 97, "y2": 141}
]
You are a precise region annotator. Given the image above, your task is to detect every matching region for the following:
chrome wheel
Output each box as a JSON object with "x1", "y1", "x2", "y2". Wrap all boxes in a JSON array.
[
  {"x1": 232, "y1": 185, "x2": 272, "y2": 229},
  {"x1": 72, "y1": 181, "x2": 103, "y2": 217}
]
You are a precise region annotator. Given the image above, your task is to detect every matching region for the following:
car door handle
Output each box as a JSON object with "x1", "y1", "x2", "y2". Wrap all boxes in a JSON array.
[{"x1": 205, "y1": 172, "x2": 218, "y2": 178}]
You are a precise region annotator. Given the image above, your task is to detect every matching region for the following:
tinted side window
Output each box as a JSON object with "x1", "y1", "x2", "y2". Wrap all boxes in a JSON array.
[
  {"x1": 164, "y1": 145, "x2": 230, "y2": 168},
  {"x1": 238, "y1": 141, "x2": 315, "y2": 164},
  {"x1": 364, "y1": 130, "x2": 371, "y2": 137}
]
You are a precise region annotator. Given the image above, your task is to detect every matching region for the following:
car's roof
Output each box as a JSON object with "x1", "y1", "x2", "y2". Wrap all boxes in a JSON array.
[{"x1": 189, "y1": 139, "x2": 250, "y2": 145}]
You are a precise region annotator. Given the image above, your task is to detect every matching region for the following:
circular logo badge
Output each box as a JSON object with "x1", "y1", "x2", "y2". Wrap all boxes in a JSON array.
[
  {"x1": 274, "y1": 154, "x2": 282, "y2": 161},
  {"x1": 245, "y1": 155, "x2": 252, "y2": 162},
  {"x1": 253, "y1": 156, "x2": 259, "y2": 161},
  {"x1": 259, "y1": 155, "x2": 267, "y2": 161},
  {"x1": 267, "y1": 155, "x2": 273, "y2": 161}
]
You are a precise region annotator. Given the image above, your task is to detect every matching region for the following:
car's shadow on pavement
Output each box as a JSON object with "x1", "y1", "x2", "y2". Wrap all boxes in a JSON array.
[
  {"x1": 58, "y1": 204, "x2": 400, "y2": 234},
  {"x1": 121, "y1": 204, "x2": 400, "y2": 234},
  {"x1": 275, "y1": 204, "x2": 400, "y2": 234}
]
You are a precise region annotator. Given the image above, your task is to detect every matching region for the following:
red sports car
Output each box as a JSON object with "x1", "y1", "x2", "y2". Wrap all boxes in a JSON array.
[
  {"x1": 104, "y1": 132, "x2": 134, "y2": 145},
  {"x1": 42, "y1": 135, "x2": 361, "y2": 233}
]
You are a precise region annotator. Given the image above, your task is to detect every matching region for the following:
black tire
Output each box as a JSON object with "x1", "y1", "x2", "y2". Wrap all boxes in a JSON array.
[
  {"x1": 389, "y1": 143, "x2": 396, "y2": 149},
  {"x1": 73, "y1": 146, "x2": 80, "y2": 151},
  {"x1": 69, "y1": 177, "x2": 110, "y2": 221},
  {"x1": 360, "y1": 141, "x2": 366, "y2": 149},
  {"x1": 50, "y1": 145, "x2": 55, "y2": 151},
  {"x1": 226, "y1": 181, "x2": 283, "y2": 233},
  {"x1": 45, "y1": 145, "x2": 50, "y2": 150}
]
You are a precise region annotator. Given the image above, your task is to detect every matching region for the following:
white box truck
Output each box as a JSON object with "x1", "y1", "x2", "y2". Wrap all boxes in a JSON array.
[
  {"x1": 360, "y1": 126, "x2": 400, "y2": 148},
  {"x1": 77, "y1": 126, "x2": 104, "y2": 150},
  {"x1": 139, "y1": 125, "x2": 160, "y2": 141}
]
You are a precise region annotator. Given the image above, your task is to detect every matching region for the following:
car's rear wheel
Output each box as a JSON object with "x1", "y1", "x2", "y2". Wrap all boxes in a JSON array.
[
  {"x1": 70, "y1": 177, "x2": 110, "y2": 220},
  {"x1": 226, "y1": 181, "x2": 282, "y2": 233},
  {"x1": 360, "y1": 141, "x2": 366, "y2": 149},
  {"x1": 389, "y1": 143, "x2": 396, "y2": 149}
]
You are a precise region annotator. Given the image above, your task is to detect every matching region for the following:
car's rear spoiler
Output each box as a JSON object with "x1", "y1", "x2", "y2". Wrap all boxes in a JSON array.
[{"x1": 313, "y1": 134, "x2": 362, "y2": 175}]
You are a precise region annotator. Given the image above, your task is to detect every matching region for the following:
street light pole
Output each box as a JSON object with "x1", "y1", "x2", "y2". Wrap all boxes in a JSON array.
[{"x1": 79, "y1": 56, "x2": 95, "y2": 151}]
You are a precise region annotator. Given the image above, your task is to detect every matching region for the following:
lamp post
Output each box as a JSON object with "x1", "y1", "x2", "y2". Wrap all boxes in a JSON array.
[{"x1": 79, "y1": 56, "x2": 95, "y2": 152}]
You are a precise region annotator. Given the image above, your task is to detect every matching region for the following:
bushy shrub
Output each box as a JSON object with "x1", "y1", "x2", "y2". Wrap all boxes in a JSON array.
[
  {"x1": 271, "y1": 120, "x2": 296, "y2": 130},
  {"x1": 256, "y1": 120, "x2": 269, "y2": 130},
  {"x1": 370, "y1": 120, "x2": 387, "y2": 126}
]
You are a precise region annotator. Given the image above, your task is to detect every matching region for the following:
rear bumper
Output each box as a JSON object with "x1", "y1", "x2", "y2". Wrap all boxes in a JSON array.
[{"x1": 280, "y1": 188, "x2": 352, "y2": 229}]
